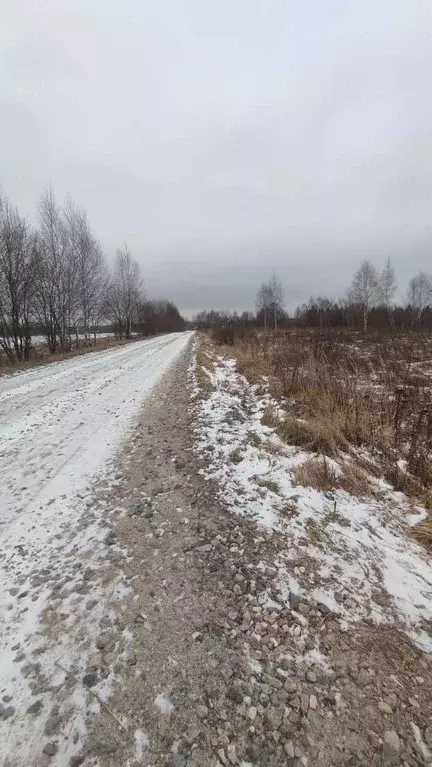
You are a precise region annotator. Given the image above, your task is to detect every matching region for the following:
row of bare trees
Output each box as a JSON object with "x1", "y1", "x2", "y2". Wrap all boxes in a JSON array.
[
  {"x1": 346, "y1": 258, "x2": 432, "y2": 331},
  {"x1": 256, "y1": 260, "x2": 432, "y2": 331},
  {"x1": 308, "y1": 259, "x2": 432, "y2": 331},
  {"x1": 193, "y1": 259, "x2": 432, "y2": 333},
  {"x1": 0, "y1": 188, "x2": 144, "y2": 362}
]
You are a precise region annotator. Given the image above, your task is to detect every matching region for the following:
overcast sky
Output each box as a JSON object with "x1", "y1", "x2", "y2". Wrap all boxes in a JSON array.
[{"x1": 1, "y1": 1, "x2": 431, "y2": 315}]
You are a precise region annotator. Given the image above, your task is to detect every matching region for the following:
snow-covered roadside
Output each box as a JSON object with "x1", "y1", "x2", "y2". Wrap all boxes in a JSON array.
[
  {"x1": 30, "y1": 332, "x2": 116, "y2": 347},
  {"x1": 192, "y1": 347, "x2": 432, "y2": 653},
  {"x1": 0, "y1": 332, "x2": 192, "y2": 766}
]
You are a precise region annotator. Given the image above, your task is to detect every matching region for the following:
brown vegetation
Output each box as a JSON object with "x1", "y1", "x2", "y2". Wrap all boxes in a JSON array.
[
  {"x1": 293, "y1": 456, "x2": 371, "y2": 497},
  {"x1": 206, "y1": 327, "x2": 432, "y2": 510},
  {"x1": 411, "y1": 517, "x2": 432, "y2": 548}
]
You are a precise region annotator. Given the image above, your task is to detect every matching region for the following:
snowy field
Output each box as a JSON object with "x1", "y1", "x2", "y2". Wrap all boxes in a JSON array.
[
  {"x1": 0, "y1": 332, "x2": 191, "y2": 765},
  {"x1": 30, "y1": 332, "x2": 116, "y2": 346}
]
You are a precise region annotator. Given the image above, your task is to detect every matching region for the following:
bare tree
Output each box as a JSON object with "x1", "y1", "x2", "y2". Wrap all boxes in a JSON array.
[
  {"x1": 407, "y1": 271, "x2": 432, "y2": 327},
  {"x1": 268, "y1": 272, "x2": 284, "y2": 329},
  {"x1": 256, "y1": 273, "x2": 284, "y2": 329},
  {"x1": 379, "y1": 256, "x2": 397, "y2": 328},
  {"x1": 63, "y1": 198, "x2": 108, "y2": 343},
  {"x1": 314, "y1": 296, "x2": 333, "y2": 328},
  {"x1": 106, "y1": 245, "x2": 143, "y2": 338},
  {"x1": 35, "y1": 186, "x2": 71, "y2": 352},
  {"x1": 348, "y1": 260, "x2": 379, "y2": 331},
  {"x1": 0, "y1": 196, "x2": 37, "y2": 361},
  {"x1": 256, "y1": 281, "x2": 272, "y2": 328}
]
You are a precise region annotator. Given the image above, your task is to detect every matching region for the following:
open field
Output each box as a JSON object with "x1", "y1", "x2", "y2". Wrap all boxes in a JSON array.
[{"x1": 210, "y1": 327, "x2": 432, "y2": 512}]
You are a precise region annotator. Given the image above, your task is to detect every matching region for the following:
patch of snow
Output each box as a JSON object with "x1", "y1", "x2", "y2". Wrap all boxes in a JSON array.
[
  {"x1": 299, "y1": 648, "x2": 332, "y2": 670},
  {"x1": 311, "y1": 588, "x2": 343, "y2": 615},
  {"x1": 260, "y1": 594, "x2": 283, "y2": 612},
  {"x1": 123, "y1": 628, "x2": 134, "y2": 646},
  {"x1": 154, "y1": 693, "x2": 175, "y2": 715},
  {"x1": 134, "y1": 728, "x2": 150, "y2": 761},
  {"x1": 247, "y1": 656, "x2": 263, "y2": 675},
  {"x1": 410, "y1": 722, "x2": 432, "y2": 762},
  {"x1": 407, "y1": 508, "x2": 429, "y2": 526},
  {"x1": 31, "y1": 331, "x2": 115, "y2": 347}
]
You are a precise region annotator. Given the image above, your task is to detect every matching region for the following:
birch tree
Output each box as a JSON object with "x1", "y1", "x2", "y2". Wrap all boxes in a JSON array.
[
  {"x1": 407, "y1": 271, "x2": 432, "y2": 327},
  {"x1": 63, "y1": 198, "x2": 108, "y2": 342},
  {"x1": 268, "y1": 272, "x2": 284, "y2": 329},
  {"x1": 107, "y1": 245, "x2": 143, "y2": 338},
  {"x1": 348, "y1": 260, "x2": 379, "y2": 331},
  {"x1": 36, "y1": 187, "x2": 71, "y2": 352},
  {"x1": 256, "y1": 281, "x2": 272, "y2": 328},
  {"x1": 379, "y1": 256, "x2": 397, "y2": 328},
  {"x1": 256, "y1": 273, "x2": 284, "y2": 329}
]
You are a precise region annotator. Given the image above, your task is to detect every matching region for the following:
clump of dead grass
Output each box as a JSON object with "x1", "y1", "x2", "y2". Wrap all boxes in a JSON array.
[
  {"x1": 293, "y1": 456, "x2": 339, "y2": 492},
  {"x1": 411, "y1": 517, "x2": 432, "y2": 548},
  {"x1": 278, "y1": 416, "x2": 349, "y2": 456},
  {"x1": 293, "y1": 455, "x2": 372, "y2": 497},
  {"x1": 229, "y1": 447, "x2": 243, "y2": 464},
  {"x1": 338, "y1": 462, "x2": 372, "y2": 497},
  {"x1": 261, "y1": 407, "x2": 282, "y2": 429},
  {"x1": 257, "y1": 477, "x2": 281, "y2": 494},
  {"x1": 195, "y1": 333, "x2": 216, "y2": 394}
]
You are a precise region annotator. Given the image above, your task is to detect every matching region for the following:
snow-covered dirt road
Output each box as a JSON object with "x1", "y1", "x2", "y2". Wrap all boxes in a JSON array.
[
  {"x1": 0, "y1": 333, "x2": 191, "y2": 528},
  {"x1": 0, "y1": 333, "x2": 191, "y2": 765},
  {"x1": 2, "y1": 332, "x2": 431, "y2": 767}
]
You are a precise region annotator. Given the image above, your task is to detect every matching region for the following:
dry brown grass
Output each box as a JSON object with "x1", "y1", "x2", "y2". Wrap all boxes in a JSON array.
[
  {"x1": 202, "y1": 328, "x2": 432, "y2": 542},
  {"x1": 278, "y1": 415, "x2": 349, "y2": 455},
  {"x1": 411, "y1": 517, "x2": 432, "y2": 548},
  {"x1": 338, "y1": 462, "x2": 372, "y2": 497},
  {"x1": 293, "y1": 455, "x2": 372, "y2": 497},
  {"x1": 258, "y1": 477, "x2": 280, "y2": 494},
  {"x1": 210, "y1": 328, "x2": 432, "y2": 480},
  {"x1": 261, "y1": 407, "x2": 282, "y2": 429},
  {"x1": 293, "y1": 456, "x2": 339, "y2": 492},
  {"x1": 385, "y1": 462, "x2": 432, "y2": 510},
  {"x1": 195, "y1": 333, "x2": 216, "y2": 394},
  {"x1": 229, "y1": 447, "x2": 243, "y2": 463}
]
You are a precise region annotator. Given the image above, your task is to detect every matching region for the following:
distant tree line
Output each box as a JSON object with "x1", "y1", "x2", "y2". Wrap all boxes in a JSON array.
[
  {"x1": 137, "y1": 299, "x2": 185, "y2": 335},
  {"x1": 0, "y1": 189, "x2": 184, "y2": 362},
  {"x1": 297, "y1": 259, "x2": 432, "y2": 331},
  {"x1": 193, "y1": 260, "x2": 432, "y2": 332}
]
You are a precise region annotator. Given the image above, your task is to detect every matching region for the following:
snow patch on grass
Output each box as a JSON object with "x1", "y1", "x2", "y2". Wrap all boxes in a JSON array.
[{"x1": 193, "y1": 351, "x2": 432, "y2": 652}]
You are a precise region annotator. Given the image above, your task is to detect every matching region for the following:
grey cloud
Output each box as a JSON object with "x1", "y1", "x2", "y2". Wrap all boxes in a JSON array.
[{"x1": 1, "y1": 0, "x2": 431, "y2": 314}]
